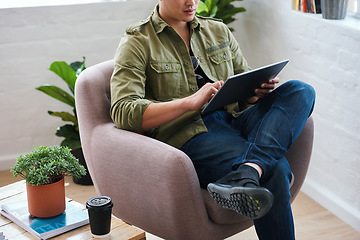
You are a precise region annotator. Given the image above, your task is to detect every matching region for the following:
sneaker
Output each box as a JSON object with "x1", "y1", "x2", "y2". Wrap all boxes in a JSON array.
[
  {"x1": 207, "y1": 183, "x2": 274, "y2": 219},
  {"x1": 207, "y1": 164, "x2": 274, "y2": 219}
]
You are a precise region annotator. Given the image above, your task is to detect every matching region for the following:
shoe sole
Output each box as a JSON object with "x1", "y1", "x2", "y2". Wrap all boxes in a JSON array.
[{"x1": 207, "y1": 183, "x2": 274, "y2": 219}]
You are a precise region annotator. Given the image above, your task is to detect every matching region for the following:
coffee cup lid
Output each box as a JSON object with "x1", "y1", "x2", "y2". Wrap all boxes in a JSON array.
[{"x1": 86, "y1": 196, "x2": 113, "y2": 209}]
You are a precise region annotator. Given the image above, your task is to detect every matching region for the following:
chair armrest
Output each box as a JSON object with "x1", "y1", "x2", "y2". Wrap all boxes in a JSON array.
[{"x1": 83, "y1": 123, "x2": 209, "y2": 238}]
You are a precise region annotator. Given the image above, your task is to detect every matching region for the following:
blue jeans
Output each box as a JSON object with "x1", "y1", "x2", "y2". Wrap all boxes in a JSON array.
[{"x1": 180, "y1": 80, "x2": 316, "y2": 239}]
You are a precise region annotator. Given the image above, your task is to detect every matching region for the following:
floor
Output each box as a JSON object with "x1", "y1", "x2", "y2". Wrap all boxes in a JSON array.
[{"x1": 1, "y1": 170, "x2": 359, "y2": 240}]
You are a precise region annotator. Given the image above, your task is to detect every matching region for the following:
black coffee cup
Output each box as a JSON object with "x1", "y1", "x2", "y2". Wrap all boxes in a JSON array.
[{"x1": 86, "y1": 196, "x2": 113, "y2": 238}]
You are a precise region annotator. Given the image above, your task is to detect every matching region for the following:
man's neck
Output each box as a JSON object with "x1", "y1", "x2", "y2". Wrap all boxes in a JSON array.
[
  {"x1": 173, "y1": 23, "x2": 190, "y2": 51},
  {"x1": 164, "y1": 18, "x2": 188, "y2": 33}
]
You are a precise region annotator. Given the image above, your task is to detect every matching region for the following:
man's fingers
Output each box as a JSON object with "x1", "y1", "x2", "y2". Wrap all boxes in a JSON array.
[{"x1": 261, "y1": 82, "x2": 276, "y2": 89}]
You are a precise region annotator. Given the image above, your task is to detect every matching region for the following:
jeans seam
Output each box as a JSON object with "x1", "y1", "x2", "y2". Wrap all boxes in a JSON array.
[{"x1": 243, "y1": 113, "x2": 267, "y2": 162}]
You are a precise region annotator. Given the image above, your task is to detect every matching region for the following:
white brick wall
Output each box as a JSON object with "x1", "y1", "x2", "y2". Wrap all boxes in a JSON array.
[
  {"x1": 232, "y1": 0, "x2": 360, "y2": 232},
  {"x1": 1, "y1": 0, "x2": 359, "y2": 233}
]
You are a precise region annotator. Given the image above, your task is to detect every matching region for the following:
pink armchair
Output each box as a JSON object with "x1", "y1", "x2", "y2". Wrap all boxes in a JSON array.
[{"x1": 75, "y1": 60, "x2": 314, "y2": 239}]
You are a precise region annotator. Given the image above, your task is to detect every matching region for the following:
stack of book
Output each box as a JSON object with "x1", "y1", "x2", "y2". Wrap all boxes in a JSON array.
[
  {"x1": 293, "y1": 0, "x2": 322, "y2": 13},
  {"x1": 1, "y1": 200, "x2": 89, "y2": 239}
]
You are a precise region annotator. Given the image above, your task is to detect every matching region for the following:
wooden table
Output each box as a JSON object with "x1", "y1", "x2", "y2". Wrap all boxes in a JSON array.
[{"x1": 0, "y1": 181, "x2": 146, "y2": 240}]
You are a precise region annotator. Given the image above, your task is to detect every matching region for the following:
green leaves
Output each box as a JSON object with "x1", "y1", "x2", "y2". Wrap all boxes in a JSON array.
[
  {"x1": 48, "y1": 111, "x2": 80, "y2": 149},
  {"x1": 11, "y1": 146, "x2": 86, "y2": 185},
  {"x1": 49, "y1": 61, "x2": 77, "y2": 94},
  {"x1": 36, "y1": 57, "x2": 86, "y2": 149},
  {"x1": 56, "y1": 125, "x2": 81, "y2": 150},
  {"x1": 198, "y1": 0, "x2": 219, "y2": 17},
  {"x1": 70, "y1": 57, "x2": 86, "y2": 78},
  {"x1": 196, "y1": 0, "x2": 246, "y2": 31},
  {"x1": 36, "y1": 85, "x2": 75, "y2": 108},
  {"x1": 48, "y1": 111, "x2": 77, "y2": 125}
]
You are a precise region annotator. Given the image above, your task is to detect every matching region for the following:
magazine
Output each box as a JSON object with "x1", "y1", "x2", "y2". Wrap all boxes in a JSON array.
[{"x1": 0, "y1": 200, "x2": 89, "y2": 239}]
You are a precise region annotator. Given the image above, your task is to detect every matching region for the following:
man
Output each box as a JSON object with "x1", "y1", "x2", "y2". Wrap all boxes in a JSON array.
[{"x1": 110, "y1": 0, "x2": 315, "y2": 239}]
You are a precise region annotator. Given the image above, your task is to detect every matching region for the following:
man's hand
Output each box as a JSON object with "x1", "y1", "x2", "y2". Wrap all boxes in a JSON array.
[
  {"x1": 187, "y1": 81, "x2": 224, "y2": 110},
  {"x1": 247, "y1": 77, "x2": 280, "y2": 103}
]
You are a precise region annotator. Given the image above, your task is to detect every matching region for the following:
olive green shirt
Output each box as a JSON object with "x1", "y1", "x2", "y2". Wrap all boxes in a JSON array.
[{"x1": 110, "y1": 5, "x2": 252, "y2": 148}]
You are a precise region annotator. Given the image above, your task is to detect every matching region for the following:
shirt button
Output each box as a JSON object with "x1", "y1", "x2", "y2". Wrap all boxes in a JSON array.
[
  {"x1": 191, "y1": 87, "x2": 196, "y2": 92},
  {"x1": 165, "y1": 65, "x2": 170, "y2": 70},
  {"x1": 223, "y1": 54, "x2": 228, "y2": 59}
]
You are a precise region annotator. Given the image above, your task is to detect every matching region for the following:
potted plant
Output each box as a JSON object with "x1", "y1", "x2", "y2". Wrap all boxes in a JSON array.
[
  {"x1": 321, "y1": 0, "x2": 349, "y2": 19},
  {"x1": 36, "y1": 57, "x2": 92, "y2": 185},
  {"x1": 196, "y1": 0, "x2": 246, "y2": 31},
  {"x1": 11, "y1": 145, "x2": 86, "y2": 218}
]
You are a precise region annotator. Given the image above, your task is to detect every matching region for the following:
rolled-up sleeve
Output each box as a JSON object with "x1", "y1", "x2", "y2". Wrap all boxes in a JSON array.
[{"x1": 110, "y1": 33, "x2": 152, "y2": 132}]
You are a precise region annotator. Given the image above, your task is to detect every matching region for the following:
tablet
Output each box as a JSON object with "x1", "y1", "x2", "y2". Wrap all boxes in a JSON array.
[{"x1": 201, "y1": 59, "x2": 289, "y2": 115}]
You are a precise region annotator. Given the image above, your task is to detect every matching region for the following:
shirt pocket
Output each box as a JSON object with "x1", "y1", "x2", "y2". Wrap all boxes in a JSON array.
[
  {"x1": 148, "y1": 61, "x2": 182, "y2": 100},
  {"x1": 207, "y1": 47, "x2": 234, "y2": 81},
  {"x1": 150, "y1": 62, "x2": 181, "y2": 73},
  {"x1": 208, "y1": 47, "x2": 234, "y2": 64}
]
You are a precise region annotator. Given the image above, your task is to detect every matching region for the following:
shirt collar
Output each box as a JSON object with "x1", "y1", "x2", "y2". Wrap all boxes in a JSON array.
[{"x1": 151, "y1": 4, "x2": 201, "y2": 34}]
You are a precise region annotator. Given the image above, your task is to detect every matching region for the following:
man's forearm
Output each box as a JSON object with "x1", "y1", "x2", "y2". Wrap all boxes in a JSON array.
[
  {"x1": 141, "y1": 81, "x2": 223, "y2": 130},
  {"x1": 141, "y1": 98, "x2": 191, "y2": 130}
]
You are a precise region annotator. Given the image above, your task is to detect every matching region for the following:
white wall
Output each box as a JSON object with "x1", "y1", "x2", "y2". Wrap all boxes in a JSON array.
[
  {"x1": 0, "y1": 0, "x2": 156, "y2": 169},
  {"x1": 1, "y1": 0, "x2": 359, "y2": 233},
  {"x1": 231, "y1": 0, "x2": 360, "y2": 232}
]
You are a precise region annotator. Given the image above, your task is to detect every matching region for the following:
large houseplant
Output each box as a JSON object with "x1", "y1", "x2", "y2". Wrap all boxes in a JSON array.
[
  {"x1": 196, "y1": 0, "x2": 246, "y2": 31},
  {"x1": 36, "y1": 57, "x2": 92, "y2": 185},
  {"x1": 11, "y1": 146, "x2": 86, "y2": 218},
  {"x1": 36, "y1": 58, "x2": 85, "y2": 150}
]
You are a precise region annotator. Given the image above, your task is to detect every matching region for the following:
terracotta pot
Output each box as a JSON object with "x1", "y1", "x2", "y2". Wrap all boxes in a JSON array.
[{"x1": 26, "y1": 178, "x2": 66, "y2": 218}]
